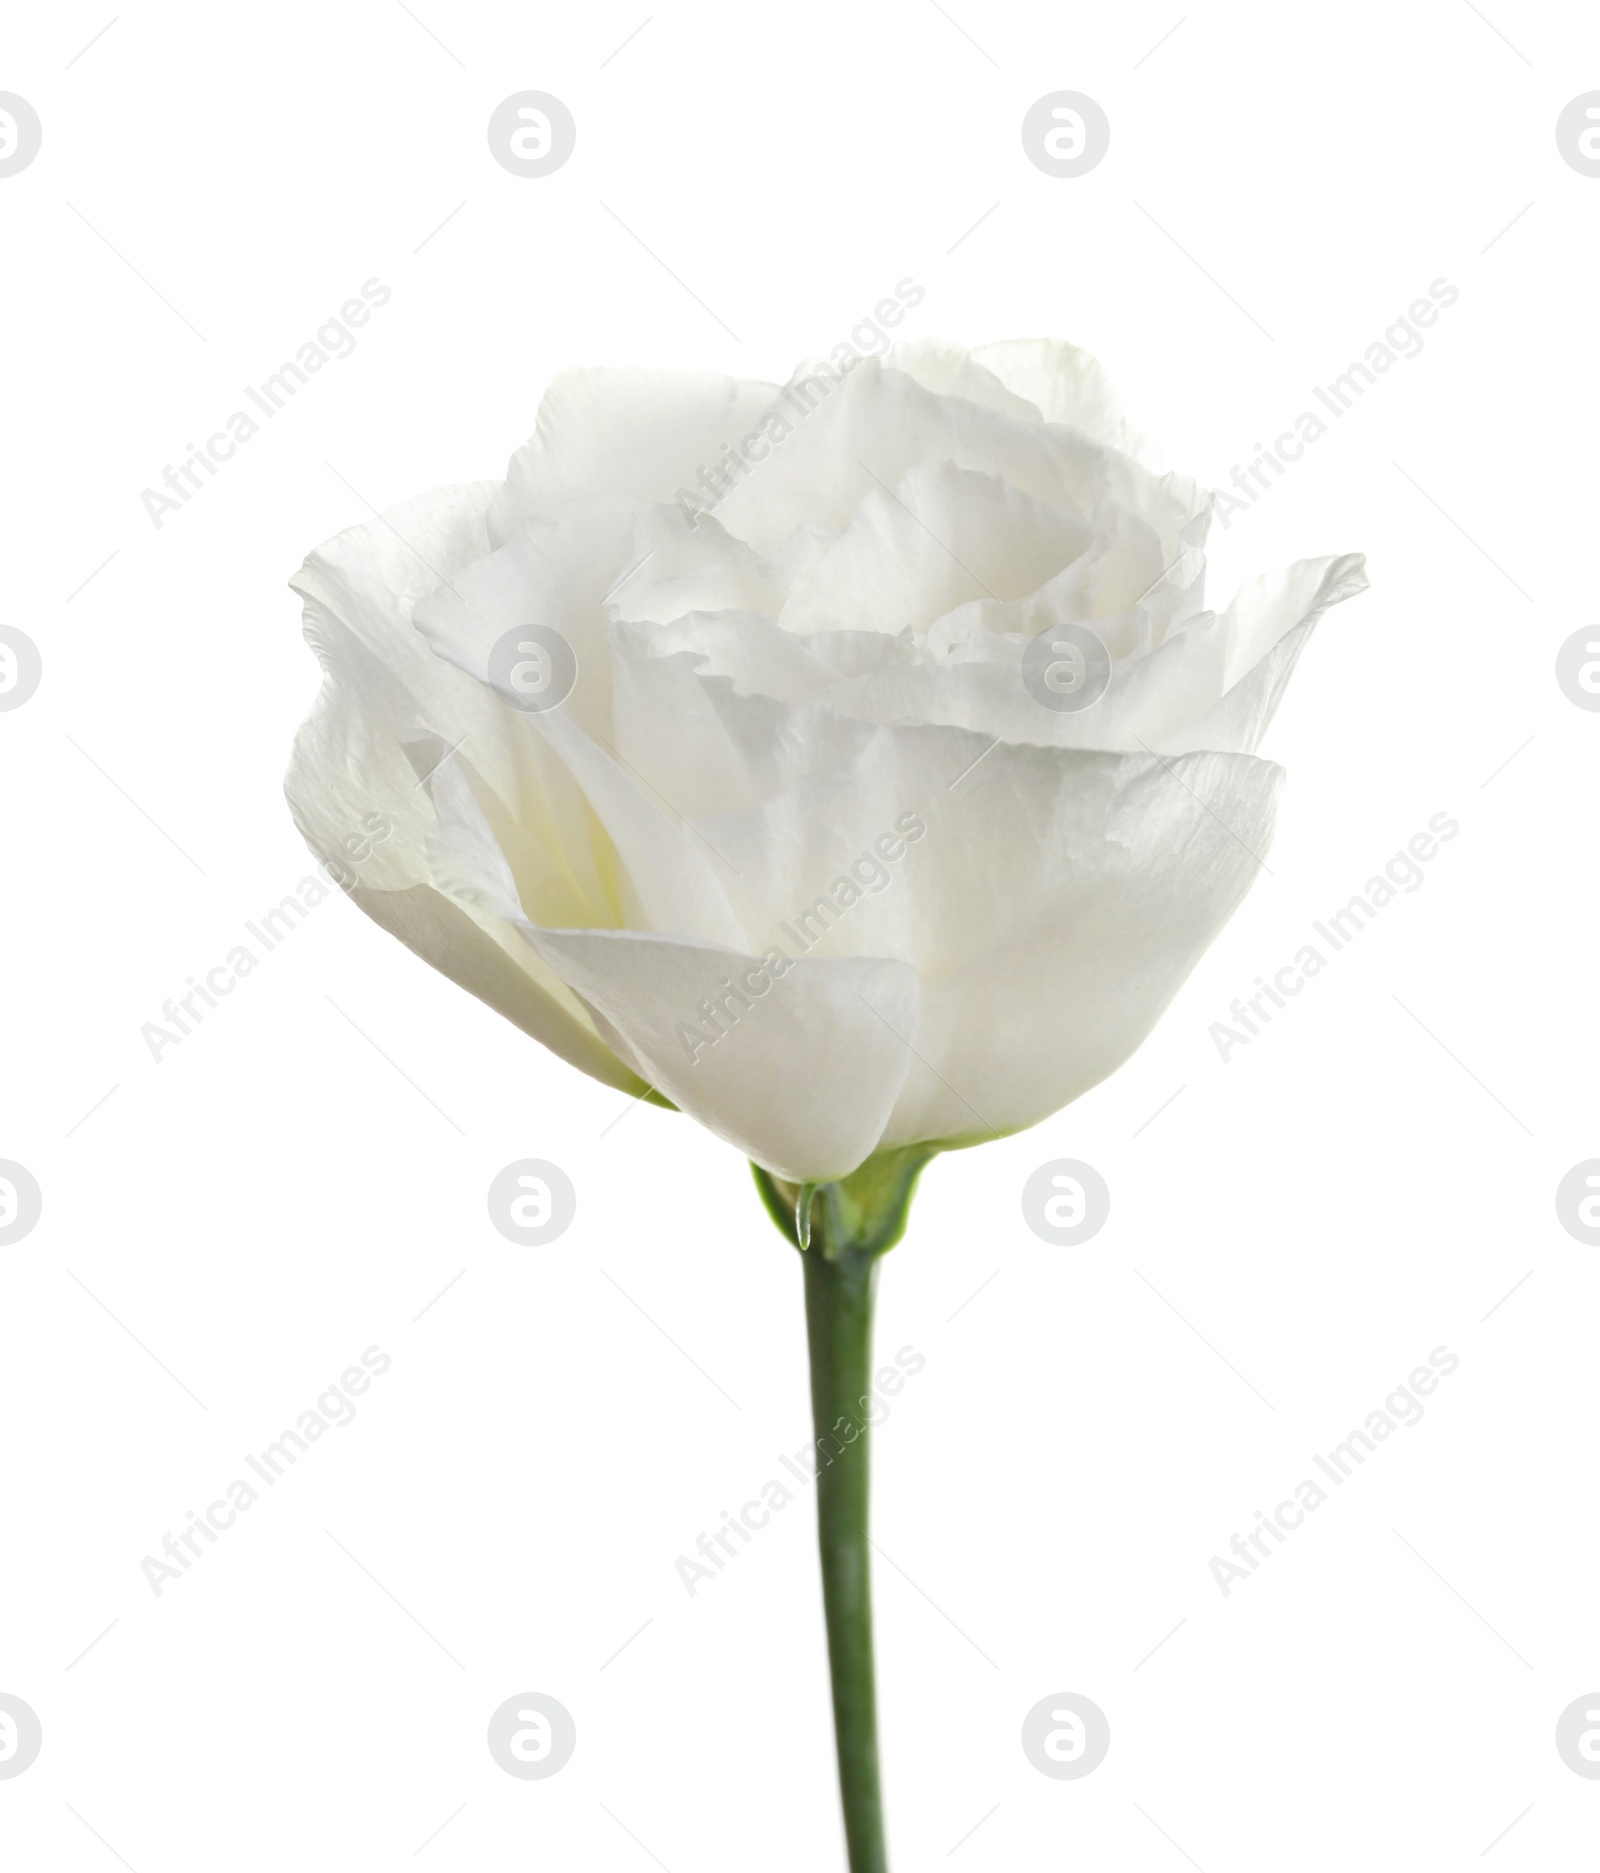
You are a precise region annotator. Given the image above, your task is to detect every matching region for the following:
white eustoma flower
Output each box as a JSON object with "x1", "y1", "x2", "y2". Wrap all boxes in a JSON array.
[{"x1": 287, "y1": 339, "x2": 1366, "y2": 1183}]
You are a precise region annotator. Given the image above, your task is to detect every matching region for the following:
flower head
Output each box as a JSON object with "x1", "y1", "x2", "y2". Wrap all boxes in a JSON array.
[{"x1": 288, "y1": 339, "x2": 1365, "y2": 1181}]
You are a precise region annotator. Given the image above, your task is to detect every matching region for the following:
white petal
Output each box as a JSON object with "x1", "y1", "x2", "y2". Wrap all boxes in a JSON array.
[
  {"x1": 526, "y1": 710, "x2": 748, "y2": 945},
  {"x1": 607, "y1": 506, "x2": 786, "y2": 625},
  {"x1": 885, "y1": 338, "x2": 1046, "y2": 423},
  {"x1": 412, "y1": 495, "x2": 640, "y2": 741},
  {"x1": 528, "y1": 928, "x2": 920, "y2": 1182},
  {"x1": 290, "y1": 480, "x2": 500, "y2": 716},
  {"x1": 286, "y1": 483, "x2": 642, "y2": 1094},
  {"x1": 662, "y1": 715, "x2": 1281, "y2": 1147},
  {"x1": 606, "y1": 549, "x2": 1361, "y2": 770},
  {"x1": 491, "y1": 366, "x2": 782, "y2": 542},
  {"x1": 1216, "y1": 550, "x2": 1370, "y2": 693},
  {"x1": 1141, "y1": 550, "x2": 1369, "y2": 756},
  {"x1": 874, "y1": 743, "x2": 1282, "y2": 1147},
  {"x1": 344, "y1": 881, "x2": 646, "y2": 1095},
  {"x1": 970, "y1": 337, "x2": 1145, "y2": 455},
  {"x1": 411, "y1": 499, "x2": 748, "y2": 945},
  {"x1": 711, "y1": 357, "x2": 1205, "y2": 567},
  {"x1": 777, "y1": 462, "x2": 1092, "y2": 636},
  {"x1": 607, "y1": 615, "x2": 878, "y2": 822}
]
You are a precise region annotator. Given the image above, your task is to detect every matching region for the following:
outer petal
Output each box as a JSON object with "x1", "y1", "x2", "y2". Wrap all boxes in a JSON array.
[
  {"x1": 874, "y1": 742, "x2": 1283, "y2": 1147},
  {"x1": 286, "y1": 483, "x2": 644, "y2": 1095},
  {"x1": 671, "y1": 715, "x2": 1281, "y2": 1149},
  {"x1": 527, "y1": 929, "x2": 920, "y2": 1182},
  {"x1": 419, "y1": 761, "x2": 920, "y2": 1180},
  {"x1": 343, "y1": 881, "x2": 646, "y2": 1095}
]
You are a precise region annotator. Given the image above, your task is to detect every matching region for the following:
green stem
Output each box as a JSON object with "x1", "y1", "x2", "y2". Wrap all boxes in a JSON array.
[
  {"x1": 803, "y1": 1241, "x2": 887, "y2": 1873},
  {"x1": 752, "y1": 1149, "x2": 933, "y2": 1873}
]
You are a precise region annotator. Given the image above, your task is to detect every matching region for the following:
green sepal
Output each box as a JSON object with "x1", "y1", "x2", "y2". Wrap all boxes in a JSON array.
[{"x1": 751, "y1": 1144, "x2": 936, "y2": 1261}]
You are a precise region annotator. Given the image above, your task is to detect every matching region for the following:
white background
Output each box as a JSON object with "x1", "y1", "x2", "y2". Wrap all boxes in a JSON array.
[{"x1": 1, "y1": 1, "x2": 1594, "y2": 1866}]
